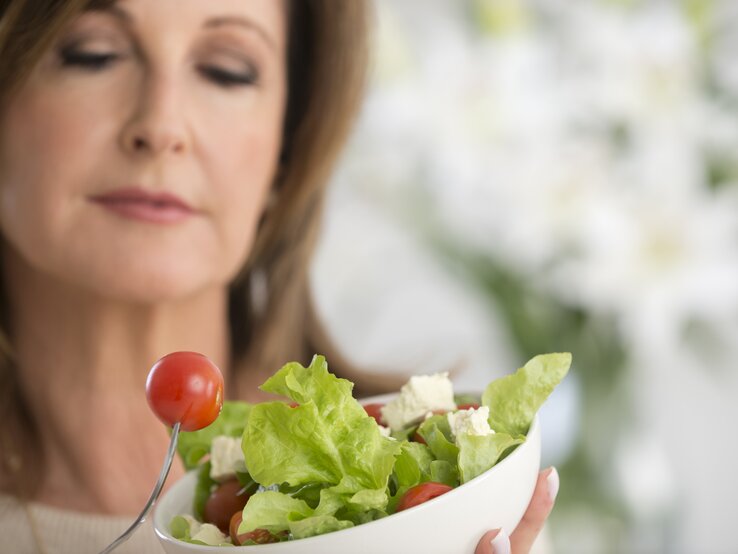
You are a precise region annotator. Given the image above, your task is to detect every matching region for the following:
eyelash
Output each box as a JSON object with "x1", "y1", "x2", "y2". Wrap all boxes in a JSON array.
[
  {"x1": 60, "y1": 48, "x2": 120, "y2": 71},
  {"x1": 59, "y1": 47, "x2": 258, "y2": 88},
  {"x1": 198, "y1": 65, "x2": 259, "y2": 87}
]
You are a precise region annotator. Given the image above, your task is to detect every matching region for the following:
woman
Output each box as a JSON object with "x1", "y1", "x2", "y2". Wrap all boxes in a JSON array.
[{"x1": 0, "y1": 1, "x2": 557, "y2": 552}]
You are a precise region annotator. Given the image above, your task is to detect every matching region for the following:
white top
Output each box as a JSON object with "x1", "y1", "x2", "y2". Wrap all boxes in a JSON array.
[{"x1": 0, "y1": 493, "x2": 164, "y2": 554}]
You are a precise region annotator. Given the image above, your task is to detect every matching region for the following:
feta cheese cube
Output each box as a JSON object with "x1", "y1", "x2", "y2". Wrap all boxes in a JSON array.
[
  {"x1": 209, "y1": 435, "x2": 246, "y2": 482},
  {"x1": 191, "y1": 523, "x2": 231, "y2": 546},
  {"x1": 381, "y1": 372, "x2": 456, "y2": 431},
  {"x1": 447, "y1": 406, "x2": 495, "y2": 440}
]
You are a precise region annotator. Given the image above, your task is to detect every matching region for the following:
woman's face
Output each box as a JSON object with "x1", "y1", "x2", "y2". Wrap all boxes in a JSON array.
[{"x1": 0, "y1": 0, "x2": 287, "y2": 302}]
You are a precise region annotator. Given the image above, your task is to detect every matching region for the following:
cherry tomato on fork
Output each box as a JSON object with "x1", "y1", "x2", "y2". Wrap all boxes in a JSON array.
[
  {"x1": 397, "y1": 482, "x2": 454, "y2": 512},
  {"x1": 145, "y1": 351, "x2": 224, "y2": 432}
]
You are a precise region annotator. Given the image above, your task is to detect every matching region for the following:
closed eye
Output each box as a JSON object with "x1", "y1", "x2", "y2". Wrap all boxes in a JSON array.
[
  {"x1": 199, "y1": 65, "x2": 258, "y2": 87},
  {"x1": 60, "y1": 47, "x2": 121, "y2": 71}
]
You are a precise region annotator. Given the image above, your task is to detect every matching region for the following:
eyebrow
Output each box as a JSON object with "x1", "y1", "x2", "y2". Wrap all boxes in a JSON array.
[
  {"x1": 204, "y1": 16, "x2": 277, "y2": 52},
  {"x1": 89, "y1": 5, "x2": 277, "y2": 52}
]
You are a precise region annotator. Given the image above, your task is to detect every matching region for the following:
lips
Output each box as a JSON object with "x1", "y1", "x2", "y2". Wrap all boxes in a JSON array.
[{"x1": 89, "y1": 187, "x2": 197, "y2": 224}]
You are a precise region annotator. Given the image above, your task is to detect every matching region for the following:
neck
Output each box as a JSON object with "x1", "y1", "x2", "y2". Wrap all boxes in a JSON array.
[{"x1": 3, "y1": 248, "x2": 231, "y2": 515}]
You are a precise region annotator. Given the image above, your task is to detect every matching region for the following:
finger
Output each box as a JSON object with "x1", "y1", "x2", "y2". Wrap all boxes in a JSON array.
[
  {"x1": 509, "y1": 466, "x2": 559, "y2": 553},
  {"x1": 475, "y1": 528, "x2": 511, "y2": 554}
]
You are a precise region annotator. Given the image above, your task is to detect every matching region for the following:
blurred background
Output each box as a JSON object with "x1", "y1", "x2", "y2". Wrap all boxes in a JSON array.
[{"x1": 310, "y1": 1, "x2": 738, "y2": 553}]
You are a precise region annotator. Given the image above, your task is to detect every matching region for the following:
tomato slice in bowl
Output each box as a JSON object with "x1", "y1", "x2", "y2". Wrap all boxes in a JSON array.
[
  {"x1": 362, "y1": 402, "x2": 385, "y2": 425},
  {"x1": 397, "y1": 482, "x2": 454, "y2": 512}
]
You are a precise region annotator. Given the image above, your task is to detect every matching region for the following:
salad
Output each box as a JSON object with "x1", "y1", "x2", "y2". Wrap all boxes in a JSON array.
[{"x1": 169, "y1": 352, "x2": 571, "y2": 546}]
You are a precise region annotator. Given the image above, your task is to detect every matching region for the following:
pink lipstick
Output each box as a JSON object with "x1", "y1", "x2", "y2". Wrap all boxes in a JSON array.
[{"x1": 89, "y1": 188, "x2": 196, "y2": 224}]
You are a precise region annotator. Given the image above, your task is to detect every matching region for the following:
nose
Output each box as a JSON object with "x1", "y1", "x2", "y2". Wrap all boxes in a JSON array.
[{"x1": 120, "y1": 71, "x2": 189, "y2": 157}]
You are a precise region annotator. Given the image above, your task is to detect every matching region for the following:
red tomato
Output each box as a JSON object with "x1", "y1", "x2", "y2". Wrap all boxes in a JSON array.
[
  {"x1": 203, "y1": 480, "x2": 250, "y2": 534},
  {"x1": 362, "y1": 403, "x2": 385, "y2": 425},
  {"x1": 397, "y1": 482, "x2": 454, "y2": 512},
  {"x1": 457, "y1": 403, "x2": 481, "y2": 410},
  {"x1": 229, "y1": 512, "x2": 282, "y2": 545},
  {"x1": 145, "y1": 351, "x2": 224, "y2": 432}
]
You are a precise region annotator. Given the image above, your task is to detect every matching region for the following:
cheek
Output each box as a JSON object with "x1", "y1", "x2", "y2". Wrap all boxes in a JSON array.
[
  {"x1": 1, "y1": 80, "x2": 115, "y2": 184},
  {"x1": 201, "y1": 120, "x2": 283, "y2": 274},
  {"x1": 0, "y1": 91, "x2": 93, "y2": 261},
  {"x1": 0, "y1": 97, "x2": 67, "y2": 254}
]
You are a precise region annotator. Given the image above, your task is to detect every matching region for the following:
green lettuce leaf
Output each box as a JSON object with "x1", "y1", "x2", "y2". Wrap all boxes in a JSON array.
[
  {"x1": 314, "y1": 486, "x2": 388, "y2": 524},
  {"x1": 289, "y1": 515, "x2": 354, "y2": 540},
  {"x1": 238, "y1": 491, "x2": 314, "y2": 534},
  {"x1": 193, "y1": 461, "x2": 216, "y2": 520},
  {"x1": 243, "y1": 356, "x2": 401, "y2": 490},
  {"x1": 393, "y1": 442, "x2": 434, "y2": 487},
  {"x1": 348, "y1": 487, "x2": 388, "y2": 510},
  {"x1": 429, "y1": 460, "x2": 460, "y2": 488},
  {"x1": 454, "y1": 393, "x2": 481, "y2": 406},
  {"x1": 417, "y1": 415, "x2": 459, "y2": 464},
  {"x1": 177, "y1": 401, "x2": 252, "y2": 469},
  {"x1": 314, "y1": 487, "x2": 351, "y2": 517},
  {"x1": 279, "y1": 481, "x2": 325, "y2": 509},
  {"x1": 482, "y1": 353, "x2": 571, "y2": 436},
  {"x1": 390, "y1": 427, "x2": 415, "y2": 442},
  {"x1": 243, "y1": 402, "x2": 342, "y2": 485},
  {"x1": 456, "y1": 432, "x2": 524, "y2": 483},
  {"x1": 386, "y1": 486, "x2": 410, "y2": 515},
  {"x1": 170, "y1": 515, "x2": 194, "y2": 541},
  {"x1": 239, "y1": 356, "x2": 403, "y2": 536}
]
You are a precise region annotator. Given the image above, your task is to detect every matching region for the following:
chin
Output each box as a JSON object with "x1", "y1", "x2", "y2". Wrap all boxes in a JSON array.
[
  {"x1": 98, "y1": 276, "x2": 212, "y2": 304},
  {"x1": 68, "y1": 255, "x2": 236, "y2": 304}
]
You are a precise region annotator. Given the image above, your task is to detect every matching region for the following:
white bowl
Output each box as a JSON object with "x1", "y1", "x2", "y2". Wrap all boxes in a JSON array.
[{"x1": 153, "y1": 394, "x2": 541, "y2": 554}]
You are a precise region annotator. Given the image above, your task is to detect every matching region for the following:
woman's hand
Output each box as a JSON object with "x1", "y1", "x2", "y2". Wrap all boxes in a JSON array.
[{"x1": 475, "y1": 467, "x2": 560, "y2": 554}]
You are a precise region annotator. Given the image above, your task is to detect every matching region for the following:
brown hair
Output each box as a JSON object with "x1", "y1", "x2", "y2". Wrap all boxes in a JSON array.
[
  {"x1": 229, "y1": 1, "x2": 393, "y2": 394},
  {"x1": 0, "y1": 0, "x2": 397, "y2": 499}
]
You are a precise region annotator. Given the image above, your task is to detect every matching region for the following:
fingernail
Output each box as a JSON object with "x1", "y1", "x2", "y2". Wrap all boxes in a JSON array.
[
  {"x1": 546, "y1": 466, "x2": 560, "y2": 501},
  {"x1": 489, "y1": 528, "x2": 511, "y2": 554}
]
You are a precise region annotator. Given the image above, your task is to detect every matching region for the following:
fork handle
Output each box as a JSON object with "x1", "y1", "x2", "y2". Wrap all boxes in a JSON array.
[{"x1": 99, "y1": 422, "x2": 181, "y2": 554}]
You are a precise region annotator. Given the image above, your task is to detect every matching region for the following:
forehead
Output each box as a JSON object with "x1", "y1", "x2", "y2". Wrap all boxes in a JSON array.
[{"x1": 92, "y1": 0, "x2": 288, "y2": 50}]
